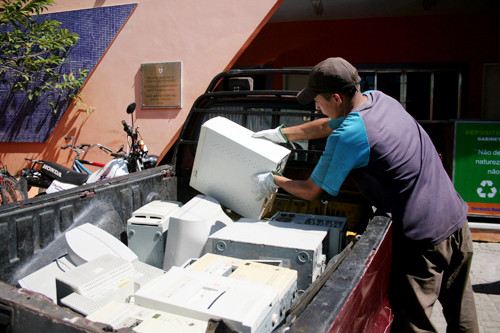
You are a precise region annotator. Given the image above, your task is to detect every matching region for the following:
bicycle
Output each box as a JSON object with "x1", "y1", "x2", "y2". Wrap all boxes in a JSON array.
[
  {"x1": 20, "y1": 138, "x2": 114, "y2": 194},
  {"x1": 61, "y1": 136, "x2": 114, "y2": 174},
  {"x1": 0, "y1": 161, "x2": 27, "y2": 205}
]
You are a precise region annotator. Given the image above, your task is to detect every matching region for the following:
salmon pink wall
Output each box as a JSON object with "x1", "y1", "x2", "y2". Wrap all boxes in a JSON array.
[
  {"x1": 235, "y1": 14, "x2": 500, "y2": 119},
  {"x1": 0, "y1": 0, "x2": 282, "y2": 173}
]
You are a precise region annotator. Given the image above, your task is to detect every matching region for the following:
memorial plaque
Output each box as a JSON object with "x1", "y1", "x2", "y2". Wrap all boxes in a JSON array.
[{"x1": 141, "y1": 62, "x2": 181, "y2": 108}]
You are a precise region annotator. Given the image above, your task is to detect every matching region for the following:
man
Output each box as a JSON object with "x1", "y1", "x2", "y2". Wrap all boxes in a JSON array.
[{"x1": 252, "y1": 57, "x2": 479, "y2": 332}]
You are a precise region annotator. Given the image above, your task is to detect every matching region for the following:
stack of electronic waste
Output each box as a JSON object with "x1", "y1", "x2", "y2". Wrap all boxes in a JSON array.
[
  {"x1": 13, "y1": 199, "x2": 290, "y2": 332},
  {"x1": 18, "y1": 201, "x2": 347, "y2": 333},
  {"x1": 16, "y1": 218, "x2": 286, "y2": 332}
]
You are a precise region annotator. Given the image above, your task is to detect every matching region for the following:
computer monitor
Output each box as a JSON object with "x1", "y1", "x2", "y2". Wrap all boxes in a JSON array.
[
  {"x1": 190, "y1": 116, "x2": 290, "y2": 219},
  {"x1": 163, "y1": 195, "x2": 232, "y2": 270}
]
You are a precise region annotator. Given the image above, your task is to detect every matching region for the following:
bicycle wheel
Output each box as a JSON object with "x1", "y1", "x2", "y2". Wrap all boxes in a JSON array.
[{"x1": 0, "y1": 175, "x2": 27, "y2": 205}]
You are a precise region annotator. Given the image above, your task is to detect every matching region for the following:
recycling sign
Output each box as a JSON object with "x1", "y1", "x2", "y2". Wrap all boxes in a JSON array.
[
  {"x1": 454, "y1": 121, "x2": 500, "y2": 216},
  {"x1": 476, "y1": 180, "x2": 497, "y2": 199}
]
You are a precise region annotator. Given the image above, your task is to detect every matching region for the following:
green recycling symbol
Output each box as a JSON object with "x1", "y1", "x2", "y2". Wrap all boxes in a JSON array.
[{"x1": 476, "y1": 180, "x2": 497, "y2": 199}]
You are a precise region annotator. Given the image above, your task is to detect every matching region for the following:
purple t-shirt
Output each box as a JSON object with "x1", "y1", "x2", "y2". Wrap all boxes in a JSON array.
[{"x1": 311, "y1": 90, "x2": 467, "y2": 244}]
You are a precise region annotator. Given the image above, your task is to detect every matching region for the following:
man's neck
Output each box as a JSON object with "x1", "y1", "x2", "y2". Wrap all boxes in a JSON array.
[{"x1": 352, "y1": 91, "x2": 368, "y2": 109}]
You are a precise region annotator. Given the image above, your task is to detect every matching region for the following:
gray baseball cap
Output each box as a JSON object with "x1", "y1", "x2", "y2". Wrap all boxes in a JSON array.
[{"x1": 297, "y1": 57, "x2": 361, "y2": 104}]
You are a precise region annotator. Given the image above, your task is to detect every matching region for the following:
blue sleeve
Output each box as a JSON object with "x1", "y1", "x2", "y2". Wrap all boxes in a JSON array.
[{"x1": 310, "y1": 112, "x2": 370, "y2": 196}]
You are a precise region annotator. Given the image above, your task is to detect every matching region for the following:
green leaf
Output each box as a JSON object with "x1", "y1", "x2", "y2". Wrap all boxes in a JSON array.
[{"x1": 1, "y1": 0, "x2": 88, "y2": 110}]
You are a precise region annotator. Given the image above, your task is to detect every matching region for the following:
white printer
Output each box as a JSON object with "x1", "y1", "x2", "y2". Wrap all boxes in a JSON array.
[
  {"x1": 134, "y1": 266, "x2": 281, "y2": 333},
  {"x1": 186, "y1": 253, "x2": 297, "y2": 324},
  {"x1": 55, "y1": 254, "x2": 164, "y2": 316},
  {"x1": 86, "y1": 301, "x2": 209, "y2": 332}
]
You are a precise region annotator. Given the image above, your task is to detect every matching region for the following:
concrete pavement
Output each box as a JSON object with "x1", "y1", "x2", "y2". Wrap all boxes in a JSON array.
[{"x1": 431, "y1": 241, "x2": 500, "y2": 333}]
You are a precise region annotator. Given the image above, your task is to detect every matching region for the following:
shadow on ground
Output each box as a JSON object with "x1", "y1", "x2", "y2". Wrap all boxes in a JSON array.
[{"x1": 473, "y1": 281, "x2": 500, "y2": 295}]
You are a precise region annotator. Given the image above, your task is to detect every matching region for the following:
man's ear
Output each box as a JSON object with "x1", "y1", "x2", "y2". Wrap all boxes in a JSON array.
[{"x1": 332, "y1": 93, "x2": 342, "y2": 103}]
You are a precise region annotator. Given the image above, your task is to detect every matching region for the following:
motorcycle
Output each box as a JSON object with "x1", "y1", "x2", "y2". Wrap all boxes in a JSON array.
[
  {"x1": 20, "y1": 102, "x2": 158, "y2": 194},
  {"x1": 110, "y1": 102, "x2": 158, "y2": 173}
]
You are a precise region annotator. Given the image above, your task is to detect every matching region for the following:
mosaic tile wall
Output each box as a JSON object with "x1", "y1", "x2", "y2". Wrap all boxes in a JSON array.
[{"x1": 0, "y1": 4, "x2": 137, "y2": 143}]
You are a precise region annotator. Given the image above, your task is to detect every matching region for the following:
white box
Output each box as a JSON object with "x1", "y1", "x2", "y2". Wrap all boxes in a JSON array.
[
  {"x1": 205, "y1": 220, "x2": 328, "y2": 292},
  {"x1": 190, "y1": 116, "x2": 290, "y2": 219},
  {"x1": 134, "y1": 267, "x2": 281, "y2": 333},
  {"x1": 127, "y1": 200, "x2": 182, "y2": 268},
  {"x1": 87, "y1": 301, "x2": 209, "y2": 332}
]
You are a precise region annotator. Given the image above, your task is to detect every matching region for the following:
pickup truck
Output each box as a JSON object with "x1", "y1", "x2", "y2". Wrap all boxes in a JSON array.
[{"x1": 0, "y1": 68, "x2": 393, "y2": 333}]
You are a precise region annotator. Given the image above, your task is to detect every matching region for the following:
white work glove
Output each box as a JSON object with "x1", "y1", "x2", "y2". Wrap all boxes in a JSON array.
[
  {"x1": 251, "y1": 171, "x2": 281, "y2": 201},
  {"x1": 252, "y1": 125, "x2": 288, "y2": 144}
]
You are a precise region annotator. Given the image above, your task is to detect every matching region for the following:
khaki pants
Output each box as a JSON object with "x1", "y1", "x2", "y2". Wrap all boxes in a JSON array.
[{"x1": 390, "y1": 222, "x2": 479, "y2": 333}]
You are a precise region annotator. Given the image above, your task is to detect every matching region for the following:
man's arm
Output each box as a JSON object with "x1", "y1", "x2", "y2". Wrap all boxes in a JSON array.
[
  {"x1": 281, "y1": 118, "x2": 332, "y2": 141},
  {"x1": 253, "y1": 118, "x2": 332, "y2": 143},
  {"x1": 273, "y1": 174, "x2": 323, "y2": 201}
]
